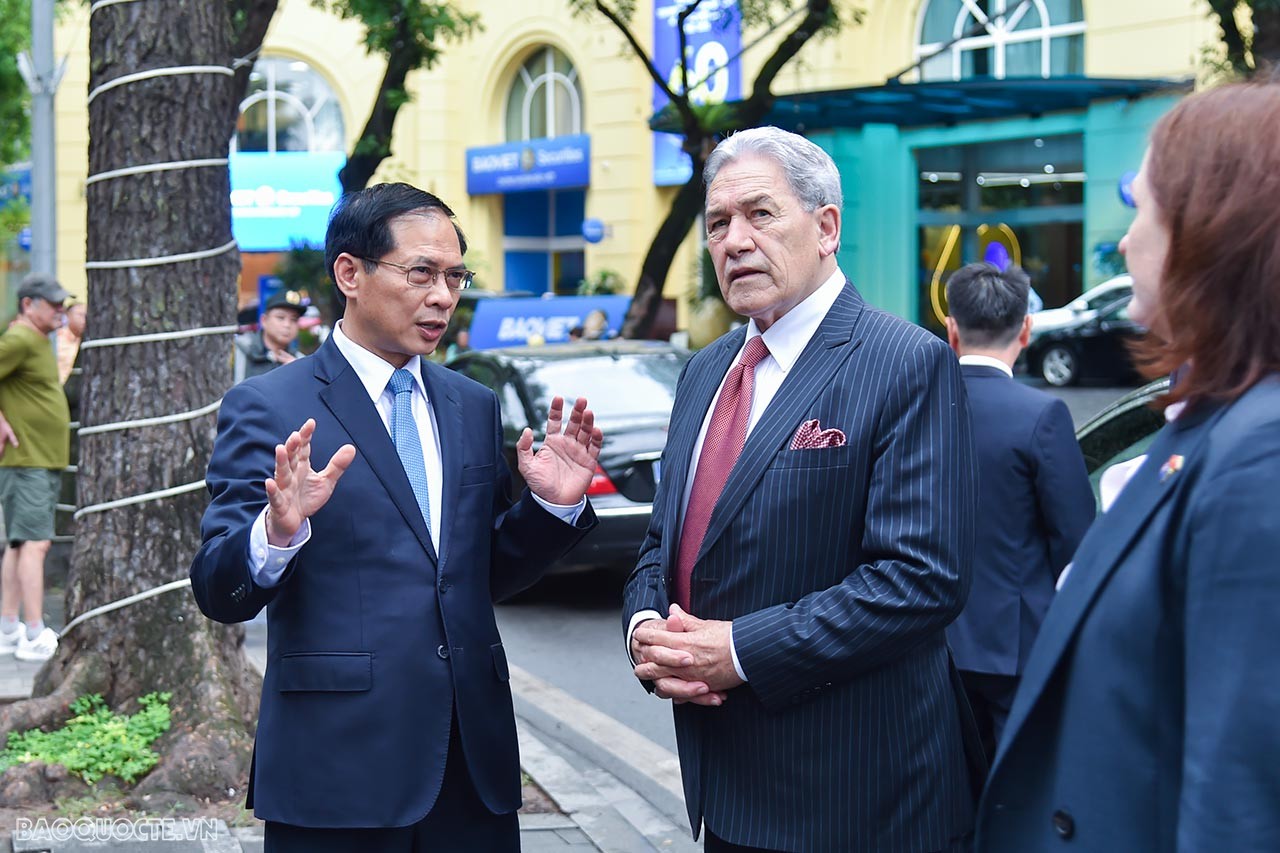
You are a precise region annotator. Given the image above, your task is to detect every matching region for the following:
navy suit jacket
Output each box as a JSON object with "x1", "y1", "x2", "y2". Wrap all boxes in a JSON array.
[
  {"x1": 624, "y1": 283, "x2": 981, "y2": 852},
  {"x1": 977, "y1": 376, "x2": 1280, "y2": 851},
  {"x1": 947, "y1": 364, "x2": 1094, "y2": 676},
  {"x1": 190, "y1": 337, "x2": 595, "y2": 829}
]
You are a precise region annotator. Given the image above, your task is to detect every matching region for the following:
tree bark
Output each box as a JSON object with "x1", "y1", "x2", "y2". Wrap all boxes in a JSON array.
[
  {"x1": 621, "y1": 170, "x2": 706, "y2": 338},
  {"x1": 0, "y1": 0, "x2": 275, "y2": 806}
]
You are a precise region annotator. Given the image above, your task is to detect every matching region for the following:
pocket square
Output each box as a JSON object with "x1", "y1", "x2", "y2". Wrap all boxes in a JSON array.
[{"x1": 790, "y1": 419, "x2": 847, "y2": 450}]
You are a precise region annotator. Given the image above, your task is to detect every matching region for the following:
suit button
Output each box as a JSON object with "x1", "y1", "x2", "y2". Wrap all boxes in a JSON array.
[
  {"x1": 439, "y1": 581, "x2": 450, "y2": 594},
  {"x1": 436, "y1": 644, "x2": 450, "y2": 660},
  {"x1": 1052, "y1": 809, "x2": 1074, "y2": 839}
]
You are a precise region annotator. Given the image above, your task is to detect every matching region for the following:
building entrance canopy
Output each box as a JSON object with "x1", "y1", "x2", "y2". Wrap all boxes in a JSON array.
[{"x1": 756, "y1": 76, "x2": 1186, "y2": 131}]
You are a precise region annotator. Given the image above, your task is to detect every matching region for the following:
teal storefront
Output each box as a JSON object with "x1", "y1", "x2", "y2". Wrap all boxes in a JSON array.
[{"x1": 767, "y1": 77, "x2": 1186, "y2": 332}]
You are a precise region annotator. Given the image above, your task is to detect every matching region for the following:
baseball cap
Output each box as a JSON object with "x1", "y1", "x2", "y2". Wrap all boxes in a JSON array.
[
  {"x1": 17, "y1": 273, "x2": 71, "y2": 305},
  {"x1": 262, "y1": 291, "x2": 306, "y2": 317}
]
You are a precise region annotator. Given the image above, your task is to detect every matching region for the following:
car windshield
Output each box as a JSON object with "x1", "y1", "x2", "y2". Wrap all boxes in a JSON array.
[{"x1": 524, "y1": 353, "x2": 686, "y2": 423}]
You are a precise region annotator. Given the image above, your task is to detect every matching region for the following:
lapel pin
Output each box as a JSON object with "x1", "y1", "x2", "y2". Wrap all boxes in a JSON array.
[{"x1": 1159, "y1": 454, "x2": 1184, "y2": 483}]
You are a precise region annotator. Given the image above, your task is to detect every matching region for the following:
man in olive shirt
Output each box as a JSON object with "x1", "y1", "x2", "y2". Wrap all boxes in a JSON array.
[{"x1": 0, "y1": 274, "x2": 71, "y2": 662}]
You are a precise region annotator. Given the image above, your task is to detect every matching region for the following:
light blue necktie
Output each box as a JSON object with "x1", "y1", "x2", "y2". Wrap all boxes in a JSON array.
[{"x1": 387, "y1": 368, "x2": 432, "y2": 534}]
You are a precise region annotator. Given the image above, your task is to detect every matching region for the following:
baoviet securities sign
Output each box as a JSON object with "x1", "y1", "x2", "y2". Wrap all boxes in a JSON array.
[{"x1": 466, "y1": 135, "x2": 591, "y2": 196}]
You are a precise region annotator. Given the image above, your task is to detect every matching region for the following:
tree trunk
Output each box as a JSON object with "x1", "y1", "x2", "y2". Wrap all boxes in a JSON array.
[
  {"x1": 0, "y1": 0, "x2": 274, "y2": 807},
  {"x1": 339, "y1": 17, "x2": 418, "y2": 193},
  {"x1": 621, "y1": 169, "x2": 706, "y2": 339}
]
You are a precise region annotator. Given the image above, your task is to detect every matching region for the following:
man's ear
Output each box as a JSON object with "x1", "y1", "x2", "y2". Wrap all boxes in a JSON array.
[
  {"x1": 332, "y1": 253, "x2": 361, "y2": 304},
  {"x1": 817, "y1": 204, "x2": 841, "y2": 257},
  {"x1": 944, "y1": 317, "x2": 962, "y2": 354},
  {"x1": 1017, "y1": 314, "x2": 1033, "y2": 348}
]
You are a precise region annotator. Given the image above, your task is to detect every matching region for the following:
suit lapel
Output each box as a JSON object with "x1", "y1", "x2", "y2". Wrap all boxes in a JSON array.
[
  {"x1": 314, "y1": 339, "x2": 438, "y2": 565},
  {"x1": 421, "y1": 360, "x2": 460, "y2": 569},
  {"x1": 696, "y1": 283, "x2": 864, "y2": 564},
  {"x1": 994, "y1": 403, "x2": 1225, "y2": 770},
  {"x1": 662, "y1": 330, "x2": 746, "y2": 571}
]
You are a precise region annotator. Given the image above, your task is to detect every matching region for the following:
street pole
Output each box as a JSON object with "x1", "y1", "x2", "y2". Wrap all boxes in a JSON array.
[{"x1": 19, "y1": 0, "x2": 60, "y2": 277}]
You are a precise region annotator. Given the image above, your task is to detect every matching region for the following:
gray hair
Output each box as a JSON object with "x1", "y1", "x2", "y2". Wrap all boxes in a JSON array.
[{"x1": 703, "y1": 126, "x2": 843, "y2": 212}]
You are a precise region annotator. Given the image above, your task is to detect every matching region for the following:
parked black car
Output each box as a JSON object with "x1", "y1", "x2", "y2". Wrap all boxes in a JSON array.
[
  {"x1": 447, "y1": 340, "x2": 692, "y2": 574},
  {"x1": 1075, "y1": 376, "x2": 1170, "y2": 503},
  {"x1": 1026, "y1": 295, "x2": 1144, "y2": 387}
]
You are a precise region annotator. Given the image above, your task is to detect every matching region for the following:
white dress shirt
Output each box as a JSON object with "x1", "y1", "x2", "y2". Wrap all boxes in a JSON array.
[
  {"x1": 248, "y1": 321, "x2": 583, "y2": 587},
  {"x1": 957, "y1": 354, "x2": 1014, "y2": 378},
  {"x1": 628, "y1": 268, "x2": 848, "y2": 681}
]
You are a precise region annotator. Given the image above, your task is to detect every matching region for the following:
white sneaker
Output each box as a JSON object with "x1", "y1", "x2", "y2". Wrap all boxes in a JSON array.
[
  {"x1": 0, "y1": 623, "x2": 22, "y2": 655},
  {"x1": 14, "y1": 627, "x2": 57, "y2": 662}
]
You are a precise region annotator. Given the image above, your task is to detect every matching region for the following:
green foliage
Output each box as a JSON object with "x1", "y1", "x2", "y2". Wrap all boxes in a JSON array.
[
  {"x1": 0, "y1": 693, "x2": 173, "y2": 785},
  {"x1": 0, "y1": 0, "x2": 32, "y2": 166},
  {"x1": 0, "y1": 195, "x2": 29, "y2": 243},
  {"x1": 312, "y1": 0, "x2": 480, "y2": 69},
  {"x1": 577, "y1": 268, "x2": 624, "y2": 295}
]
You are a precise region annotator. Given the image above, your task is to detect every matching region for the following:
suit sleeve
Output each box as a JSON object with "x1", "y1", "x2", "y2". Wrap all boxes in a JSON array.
[
  {"x1": 1176, "y1": 420, "x2": 1280, "y2": 851},
  {"x1": 1031, "y1": 398, "x2": 1096, "y2": 577},
  {"x1": 621, "y1": 358, "x2": 695, "y2": 639},
  {"x1": 732, "y1": 337, "x2": 977, "y2": 711},
  {"x1": 189, "y1": 381, "x2": 292, "y2": 623},
  {"x1": 485, "y1": 388, "x2": 597, "y2": 602}
]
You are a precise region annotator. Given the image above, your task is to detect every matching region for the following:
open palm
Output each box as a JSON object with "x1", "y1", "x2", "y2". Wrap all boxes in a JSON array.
[
  {"x1": 265, "y1": 418, "x2": 356, "y2": 545},
  {"x1": 516, "y1": 396, "x2": 604, "y2": 505}
]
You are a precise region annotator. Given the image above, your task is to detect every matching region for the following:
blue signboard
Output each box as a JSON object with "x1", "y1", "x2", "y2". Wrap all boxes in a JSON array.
[
  {"x1": 230, "y1": 151, "x2": 345, "y2": 252},
  {"x1": 652, "y1": 0, "x2": 742, "y2": 186},
  {"x1": 466, "y1": 135, "x2": 591, "y2": 196},
  {"x1": 0, "y1": 163, "x2": 32, "y2": 210},
  {"x1": 468, "y1": 294, "x2": 632, "y2": 349}
]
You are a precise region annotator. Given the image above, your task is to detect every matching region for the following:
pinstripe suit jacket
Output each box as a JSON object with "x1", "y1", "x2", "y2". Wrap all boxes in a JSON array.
[{"x1": 624, "y1": 282, "x2": 980, "y2": 852}]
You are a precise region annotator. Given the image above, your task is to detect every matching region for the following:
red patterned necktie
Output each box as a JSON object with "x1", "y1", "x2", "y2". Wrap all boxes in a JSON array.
[{"x1": 673, "y1": 335, "x2": 771, "y2": 612}]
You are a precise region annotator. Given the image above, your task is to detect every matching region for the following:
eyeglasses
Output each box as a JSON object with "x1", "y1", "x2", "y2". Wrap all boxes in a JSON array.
[{"x1": 360, "y1": 257, "x2": 475, "y2": 291}]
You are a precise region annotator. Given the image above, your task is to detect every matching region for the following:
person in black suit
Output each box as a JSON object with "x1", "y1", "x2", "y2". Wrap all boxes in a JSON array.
[
  {"x1": 978, "y1": 81, "x2": 1280, "y2": 851},
  {"x1": 191, "y1": 183, "x2": 603, "y2": 852},
  {"x1": 625, "y1": 127, "x2": 981, "y2": 853},
  {"x1": 942, "y1": 262, "x2": 1095, "y2": 760}
]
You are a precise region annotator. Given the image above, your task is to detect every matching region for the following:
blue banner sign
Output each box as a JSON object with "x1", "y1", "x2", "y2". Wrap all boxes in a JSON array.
[
  {"x1": 468, "y1": 294, "x2": 632, "y2": 349},
  {"x1": 230, "y1": 151, "x2": 345, "y2": 252},
  {"x1": 466, "y1": 135, "x2": 591, "y2": 196},
  {"x1": 652, "y1": 0, "x2": 742, "y2": 186},
  {"x1": 0, "y1": 163, "x2": 32, "y2": 210}
]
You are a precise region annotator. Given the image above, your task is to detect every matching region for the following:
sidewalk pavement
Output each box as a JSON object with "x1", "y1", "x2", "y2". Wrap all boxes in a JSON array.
[{"x1": 0, "y1": 590, "x2": 696, "y2": 852}]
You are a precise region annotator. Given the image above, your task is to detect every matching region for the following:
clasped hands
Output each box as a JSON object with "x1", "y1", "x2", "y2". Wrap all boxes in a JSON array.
[{"x1": 631, "y1": 604, "x2": 742, "y2": 706}]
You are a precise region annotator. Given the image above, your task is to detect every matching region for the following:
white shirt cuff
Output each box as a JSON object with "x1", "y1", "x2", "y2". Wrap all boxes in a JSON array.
[
  {"x1": 248, "y1": 506, "x2": 311, "y2": 588},
  {"x1": 627, "y1": 609, "x2": 663, "y2": 665},
  {"x1": 728, "y1": 624, "x2": 747, "y2": 682},
  {"x1": 531, "y1": 493, "x2": 586, "y2": 526}
]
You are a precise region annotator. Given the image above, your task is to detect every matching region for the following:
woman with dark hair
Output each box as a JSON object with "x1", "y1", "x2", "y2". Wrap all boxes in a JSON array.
[{"x1": 976, "y1": 82, "x2": 1280, "y2": 852}]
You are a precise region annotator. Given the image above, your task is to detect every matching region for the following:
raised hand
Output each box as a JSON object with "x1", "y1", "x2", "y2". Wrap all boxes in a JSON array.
[
  {"x1": 264, "y1": 419, "x2": 356, "y2": 546},
  {"x1": 516, "y1": 396, "x2": 604, "y2": 505}
]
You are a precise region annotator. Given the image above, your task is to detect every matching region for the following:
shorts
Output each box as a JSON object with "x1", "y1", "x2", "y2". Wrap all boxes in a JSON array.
[{"x1": 0, "y1": 468, "x2": 62, "y2": 542}]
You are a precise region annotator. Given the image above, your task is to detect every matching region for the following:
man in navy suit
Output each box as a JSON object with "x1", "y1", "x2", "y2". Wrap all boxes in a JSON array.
[
  {"x1": 942, "y1": 262, "x2": 1095, "y2": 760},
  {"x1": 625, "y1": 127, "x2": 980, "y2": 852},
  {"x1": 190, "y1": 183, "x2": 602, "y2": 852}
]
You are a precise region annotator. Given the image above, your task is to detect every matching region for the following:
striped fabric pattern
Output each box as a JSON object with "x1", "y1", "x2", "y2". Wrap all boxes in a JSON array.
[{"x1": 625, "y1": 281, "x2": 978, "y2": 852}]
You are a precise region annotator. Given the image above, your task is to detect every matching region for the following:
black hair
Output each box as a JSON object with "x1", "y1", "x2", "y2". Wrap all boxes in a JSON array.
[
  {"x1": 324, "y1": 183, "x2": 468, "y2": 309},
  {"x1": 945, "y1": 262, "x2": 1031, "y2": 348}
]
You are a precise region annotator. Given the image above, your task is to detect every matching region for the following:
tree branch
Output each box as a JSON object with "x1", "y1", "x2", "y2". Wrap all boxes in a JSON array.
[
  {"x1": 594, "y1": 0, "x2": 695, "y2": 129},
  {"x1": 741, "y1": 0, "x2": 833, "y2": 114}
]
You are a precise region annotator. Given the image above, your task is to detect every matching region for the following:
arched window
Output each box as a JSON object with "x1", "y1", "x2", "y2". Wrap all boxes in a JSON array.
[
  {"x1": 915, "y1": 0, "x2": 1085, "y2": 81},
  {"x1": 234, "y1": 57, "x2": 345, "y2": 153},
  {"x1": 504, "y1": 47, "x2": 583, "y2": 141}
]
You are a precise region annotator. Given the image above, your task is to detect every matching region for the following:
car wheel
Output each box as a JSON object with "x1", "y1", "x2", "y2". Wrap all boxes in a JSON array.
[{"x1": 1040, "y1": 345, "x2": 1079, "y2": 387}]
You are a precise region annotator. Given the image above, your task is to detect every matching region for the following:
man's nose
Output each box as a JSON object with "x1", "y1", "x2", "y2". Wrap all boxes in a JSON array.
[{"x1": 723, "y1": 217, "x2": 755, "y2": 254}]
